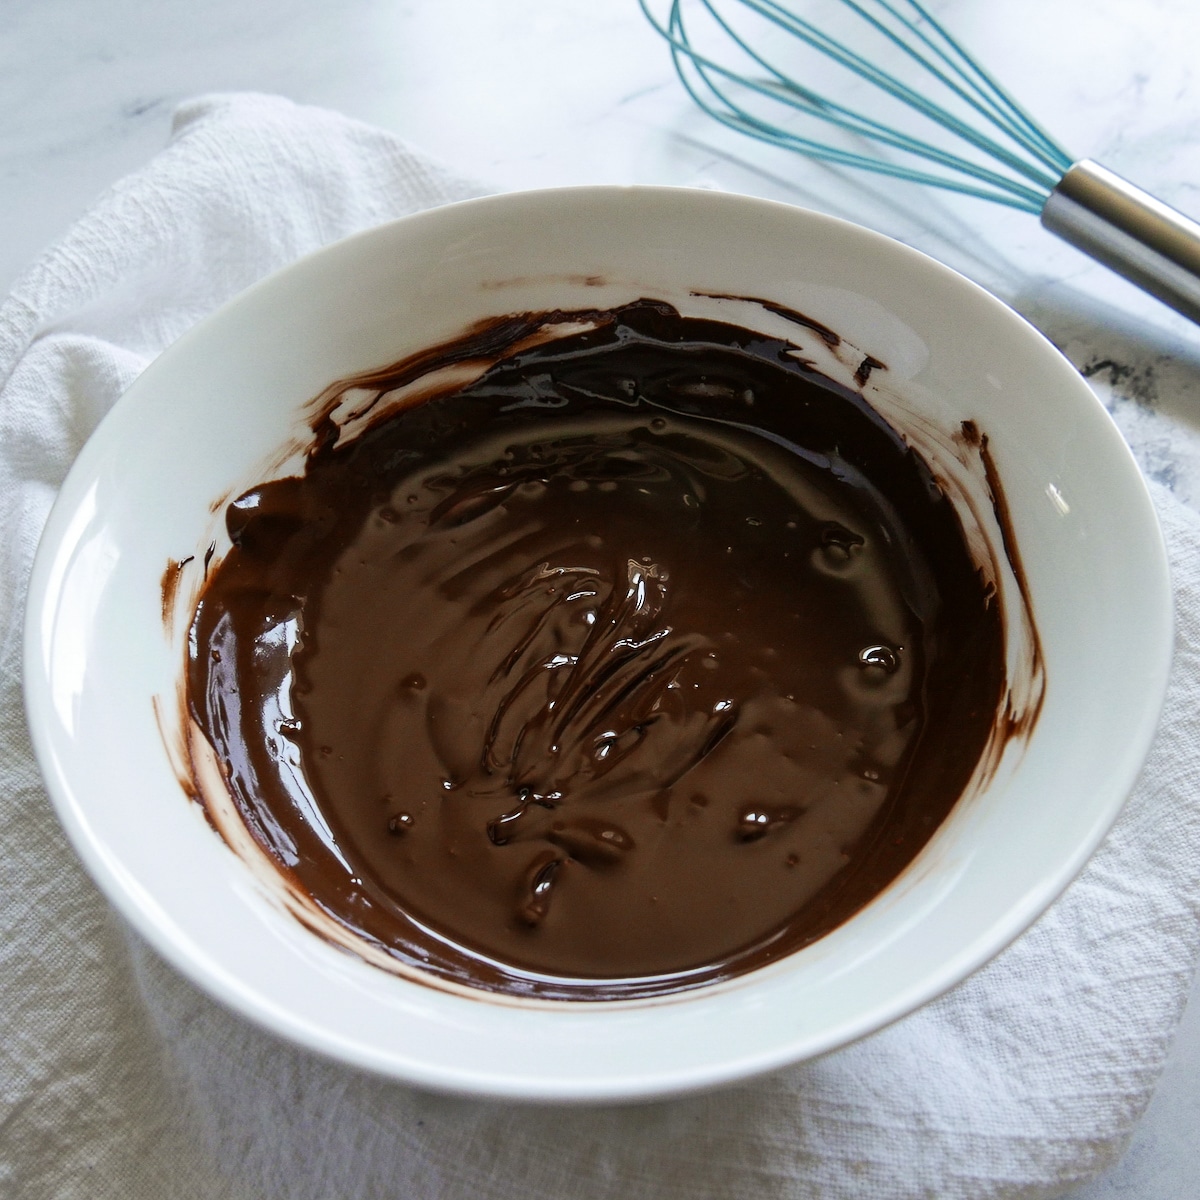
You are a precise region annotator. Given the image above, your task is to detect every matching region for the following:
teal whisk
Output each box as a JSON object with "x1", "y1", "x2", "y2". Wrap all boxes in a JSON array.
[{"x1": 639, "y1": 0, "x2": 1200, "y2": 323}]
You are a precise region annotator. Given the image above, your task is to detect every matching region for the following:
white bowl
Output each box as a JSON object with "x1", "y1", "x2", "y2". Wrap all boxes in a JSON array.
[{"x1": 23, "y1": 187, "x2": 1172, "y2": 1102}]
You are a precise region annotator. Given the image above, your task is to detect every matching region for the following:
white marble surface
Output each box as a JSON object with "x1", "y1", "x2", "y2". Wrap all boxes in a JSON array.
[{"x1": 2, "y1": 0, "x2": 1199, "y2": 1195}]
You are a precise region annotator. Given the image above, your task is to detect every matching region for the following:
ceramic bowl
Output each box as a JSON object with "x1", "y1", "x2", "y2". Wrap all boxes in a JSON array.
[{"x1": 23, "y1": 187, "x2": 1172, "y2": 1101}]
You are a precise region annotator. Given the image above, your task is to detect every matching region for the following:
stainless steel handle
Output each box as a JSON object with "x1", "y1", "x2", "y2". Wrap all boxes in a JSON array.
[{"x1": 1040, "y1": 159, "x2": 1200, "y2": 324}]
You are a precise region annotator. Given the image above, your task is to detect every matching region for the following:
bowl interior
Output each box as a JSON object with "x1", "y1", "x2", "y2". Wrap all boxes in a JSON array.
[{"x1": 23, "y1": 187, "x2": 1171, "y2": 1101}]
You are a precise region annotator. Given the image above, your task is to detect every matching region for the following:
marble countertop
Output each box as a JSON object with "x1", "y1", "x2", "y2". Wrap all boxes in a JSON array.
[{"x1": 2, "y1": 0, "x2": 1198, "y2": 1195}]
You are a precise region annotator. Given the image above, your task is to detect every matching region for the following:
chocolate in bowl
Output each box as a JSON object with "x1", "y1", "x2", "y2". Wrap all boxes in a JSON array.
[{"x1": 184, "y1": 298, "x2": 1011, "y2": 1000}]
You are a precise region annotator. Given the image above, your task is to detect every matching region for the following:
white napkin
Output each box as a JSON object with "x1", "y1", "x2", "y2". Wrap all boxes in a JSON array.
[{"x1": 3, "y1": 93, "x2": 1200, "y2": 1200}]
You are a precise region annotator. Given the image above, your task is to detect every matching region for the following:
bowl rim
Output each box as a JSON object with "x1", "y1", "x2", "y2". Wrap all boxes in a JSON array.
[{"x1": 22, "y1": 183, "x2": 1174, "y2": 1101}]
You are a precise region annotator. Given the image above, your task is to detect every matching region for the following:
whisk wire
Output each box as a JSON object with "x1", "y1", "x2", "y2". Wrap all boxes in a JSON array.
[
  {"x1": 888, "y1": 0, "x2": 1068, "y2": 171},
  {"x1": 839, "y1": 0, "x2": 1059, "y2": 171},
  {"x1": 652, "y1": 1, "x2": 1046, "y2": 208},
  {"x1": 677, "y1": 23, "x2": 1051, "y2": 209},
  {"x1": 642, "y1": 0, "x2": 1072, "y2": 212},
  {"x1": 895, "y1": 0, "x2": 1068, "y2": 169},
  {"x1": 686, "y1": 0, "x2": 1060, "y2": 199},
  {"x1": 713, "y1": 0, "x2": 1063, "y2": 189}
]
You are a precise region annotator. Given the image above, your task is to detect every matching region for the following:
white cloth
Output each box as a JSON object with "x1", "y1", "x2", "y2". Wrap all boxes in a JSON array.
[{"x1": 2, "y1": 92, "x2": 1200, "y2": 1200}]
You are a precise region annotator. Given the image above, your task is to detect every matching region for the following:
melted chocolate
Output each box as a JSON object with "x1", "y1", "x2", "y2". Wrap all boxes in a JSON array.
[{"x1": 185, "y1": 301, "x2": 1006, "y2": 999}]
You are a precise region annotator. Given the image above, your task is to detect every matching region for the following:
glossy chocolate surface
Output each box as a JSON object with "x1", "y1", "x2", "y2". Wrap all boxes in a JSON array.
[{"x1": 186, "y1": 301, "x2": 1005, "y2": 999}]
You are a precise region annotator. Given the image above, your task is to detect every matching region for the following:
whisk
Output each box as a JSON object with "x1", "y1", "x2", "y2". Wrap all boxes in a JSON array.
[{"x1": 639, "y1": 0, "x2": 1200, "y2": 324}]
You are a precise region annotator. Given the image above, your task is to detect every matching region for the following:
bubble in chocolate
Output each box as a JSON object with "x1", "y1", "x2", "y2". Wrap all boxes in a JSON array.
[
  {"x1": 548, "y1": 817, "x2": 634, "y2": 867},
  {"x1": 736, "y1": 806, "x2": 801, "y2": 841},
  {"x1": 812, "y1": 522, "x2": 867, "y2": 577},
  {"x1": 520, "y1": 854, "x2": 563, "y2": 926},
  {"x1": 739, "y1": 810, "x2": 772, "y2": 839},
  {"x1": 858, "y1": 644, "x2": 900, "y2": 673}
]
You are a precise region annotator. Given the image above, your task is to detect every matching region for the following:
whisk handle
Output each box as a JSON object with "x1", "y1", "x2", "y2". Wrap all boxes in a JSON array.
[{"x1": 1041, "y1": 160, "x2": 1200, "y2": 324}]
